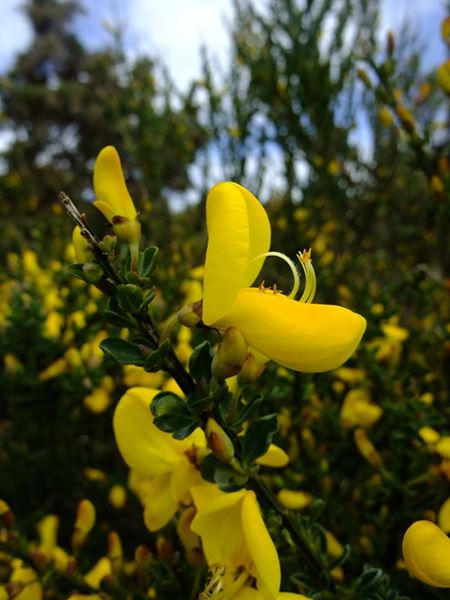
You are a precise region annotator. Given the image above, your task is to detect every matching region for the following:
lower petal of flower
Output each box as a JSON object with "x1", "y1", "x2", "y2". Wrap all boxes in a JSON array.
[{"x1": 214, "y1": 289, "x2": 366, "y2": 373}]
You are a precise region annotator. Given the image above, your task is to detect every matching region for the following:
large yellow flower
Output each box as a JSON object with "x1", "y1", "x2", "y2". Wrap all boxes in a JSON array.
[
  {"x1": 113, "y1": 387, "x2": 205, "y2": 531},
  {"x1": 200, "y1": 182, "x2": 366, "y2": 373},
  {"x1": 191, "y1": 484, "x2": 311, "y2": 600}
]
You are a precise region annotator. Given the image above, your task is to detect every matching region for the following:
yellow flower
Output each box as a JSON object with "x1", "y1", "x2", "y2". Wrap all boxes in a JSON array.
[
  {"x1": 113, "y1": 387, "x2": 205, "y2": 531},
  {"x1": 191, "y1": 484, "x2": 280, "y2": 599},
  {"x1": 93, "y1": 146, "x2": 141, "y2": 247},
  {"x1": 199, "y1": 182, "x2": 366, "y2": 373},
  {"x1": 402, "y1": 520, "x2": 450, "y2": 587}
]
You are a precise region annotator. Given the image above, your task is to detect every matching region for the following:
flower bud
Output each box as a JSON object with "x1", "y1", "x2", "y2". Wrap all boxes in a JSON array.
[
  {"x1": 72, "y1": 499, "x2": 96, "y2": 549},
  {"x1": 178, "y1": 301, "x2": 203, "y2": 327},
  {"x1": 441, "y1": 16, "x2": 450, "y2": 45},
  {"x1": 387, "y1": 30, "x2": 395, "y2": 56},
  {"x1": 396, "y1": 105, "x2": 415, "y2": 133},
  {"x1": 108, "y1": 532, "x2": 123, "y2": 574},
  {"x1": 378, "y1": 106, "x2": 394, "y2": 128},
  {"x1": 206, "y1": 418, "x2": 235, "y2": 463},
  {"x1": 357, "y1": 68, "x2": 372, "y2": 89},
  {"x1": 239, "y1": 350, "x2": 269, "y2": 382},
  {"x1": 211, "y1": 327, "x2": 248, "y2": 380}
]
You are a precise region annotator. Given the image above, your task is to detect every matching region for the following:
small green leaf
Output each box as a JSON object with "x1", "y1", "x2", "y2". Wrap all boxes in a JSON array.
[
  {"x1": 151, "y1": 392, "x2": 198, "y2": 439},
  {"x1": 68, "y1": 263, "x2": 88, "y2": 281},
  {"x1": 104, "y1": 310, "x2": 134, "y2": 328},
  {"x1": 199, "y1": 454, "x2": 220, "y2": 483},
  {"x1": 100, "y1": 338, "x2": 145, "y2": 366},
  {"x1": 139, "y1": 246, "x2": 159, "y2": 277},
  {"x1": 241, "y1": 414, "x2": 278, "y2": 466},
  {"x1": 143, "y1": 340, "x2": 171, "y2": 372},
  {"x1": 188, "y1": 341, "x2": 213, "y2": 381},
  {"x1": 116, "y1": 284, "x2": 144, "y2": 312}
]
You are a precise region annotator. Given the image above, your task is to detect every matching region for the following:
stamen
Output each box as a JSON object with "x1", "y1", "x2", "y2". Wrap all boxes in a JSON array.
[
  {"x1": 252, "y1": 252, "x2": 300, "y2": 299},
  {"x1": 213, "y1": 569, "x2": 249, "y2": 600},
  {"x1": 297, "y1": 249, "x2": 317, "y2": 303}
]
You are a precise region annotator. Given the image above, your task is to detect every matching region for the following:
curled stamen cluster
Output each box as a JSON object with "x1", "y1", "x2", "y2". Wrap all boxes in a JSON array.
[{"x1": 297, "y1": 249, "x2": 316, "y2": 303}]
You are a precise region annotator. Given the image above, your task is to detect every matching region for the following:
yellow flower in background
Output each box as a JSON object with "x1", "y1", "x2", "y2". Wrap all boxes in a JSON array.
[
  {"x1": 402, "y1": 520, "x2": 450, "y2": 587},
  {"x1": 72, "y1": 226, "x2": 91, "y2": 263},
  {"x1": 199, "y1": 182, "x2": 366, "y2": 373},
  {"x1": 93, "y1": 146, "x2": 141, "y2": 252},
  {"x1": 113, "y1": 387, "x2": 205, "y2": 531},
  {"x1": 191, "y1": 484, "x2": 280, "y2": 599}
]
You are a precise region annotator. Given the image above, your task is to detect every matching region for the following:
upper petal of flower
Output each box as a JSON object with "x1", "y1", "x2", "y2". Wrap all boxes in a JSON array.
[
  {"x1": 113, "y1": 387, "x2": 197, "y2": 476},
  {"x1": 190, "y1": 485, "x2": 250, "y2": 569},
  {"x1": 203, "y1": 183, "x2": 270, "y2": 325},
  {"x1": 402, "y1": 520, "x2": 450, "y2": 587},
  {"x1": 93, "y1": 146, "x2": 137, "y2": 222},
  {"x1": 214, "y1": 289, "x2": 366, "y2": 373}
]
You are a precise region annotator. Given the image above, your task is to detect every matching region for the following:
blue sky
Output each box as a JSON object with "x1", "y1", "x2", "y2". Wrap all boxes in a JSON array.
[{"x1": 0, "y1": 0, "x2": 447, "y2": 88}]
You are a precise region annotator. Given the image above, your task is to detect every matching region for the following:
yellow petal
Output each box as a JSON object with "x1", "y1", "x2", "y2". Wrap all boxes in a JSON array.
[
  {"x1": 215, "y1": 289, "x2": 366, "y2": 372},
  {"x1": 402, "y1": 520, "x2": 450, "y2": 587},
  {"x1": 170, "y1": 458, "x2": 202, "y2": 505},
  {"x1": 242, "y1": 491, "x2": 280, "y2": 599},
  {"x1": 190, "y1": 486, "x2": 249, "y2": 568},
  {"x1": 203, "y1": 183, "x2": 270, "y2": 325},
  {"x1": 84, "y1": 557, "x2": 112, "y2": 589},
  {"x1": 257, "y1": 444, "x2": 289, "y2": 468},
  {"x1": 438, "y1": 498, "x2": 450, "y2": 534},
  {"x1": 277, "y1": 490, "x2": 313, "y2": 510},
  {"x1": 93, "y1": 146, "x2": 137, "y2": 221},
  {"x1": 143, "y1": 473, "x2": 178, "y2": 531},
  {"x1": 113, "y1": 387, "x2": 188, "y2": 476},
  {"x1": 9, "y1": 567, "x2": 43, "y2": 600}
]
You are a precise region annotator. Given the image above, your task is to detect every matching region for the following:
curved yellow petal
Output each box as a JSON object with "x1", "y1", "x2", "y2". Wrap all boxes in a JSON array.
[
  {"x1": 190, "y1": 486, "x2": 249, "y2": 568},
  {"x1": 256, "y1": 444, "x2": 289, "y2": 468},
  {"x1": 402, "y1": 520, "x2": 450, "y2": 587},
  {"x1": 143, "y1": 473, "x2": 178, "y2": 531},
  {"x1": 203, "y1": 183, "x2": 270, "y2": 325},
  {"x1": 113, "y1": 387, "x2": 186, "y2": 476},
  {"x1": 93, "y1": 146, "x2": 137, "y2": 221},
  {"x1": 242, "y1": 491, "x2": 280, "y2": 599},
  {"x1": 215, "y1": 289, "x2": 366, "y2": 373},
  {"x1": 170, "y1": 458, "x2": 202, "y2": 505}
]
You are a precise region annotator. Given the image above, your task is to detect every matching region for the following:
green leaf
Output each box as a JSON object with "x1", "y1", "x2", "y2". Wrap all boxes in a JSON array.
[
  {"x1": 143, "y1": 340, "x2": 171, "y2": 372},
  {"x1": 241, "y1": 414, "x2": 278, "y2": 466},
  {"x1": 100, "y1": 338, "x2": 145, "y2": 366},
  {"x1": 139, "y1": 246, "x2": 159, "y2": 277},
  {"x1": 116, "y1": 284, "x2": 144, "y2": 312},
  {"x1": 68, "y1": 263, "x2": 87, "y2": 281},
  {"x1": 199, "y1": 454, "x2": 219, "y2": 483},
  {"x1": 188, "y1": 341, "x2": 213, "y2": 381},
  {"x1": 234, "y1": 388, "x2": 263, "y2": 428},
  {"x1": 104, "y1": 310, "x2": 134, "y2": 328},
  {"x1": 151, "y1": 392, "x2": 198, "y2": 439}
]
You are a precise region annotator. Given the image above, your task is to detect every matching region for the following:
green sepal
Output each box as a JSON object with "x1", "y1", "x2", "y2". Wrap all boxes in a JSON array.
[
  {"x1": 199, "y1": 453, "x2": 219, "y2": 483},
  {"x1": 100, "y1": 337, "x2": 145, "y2": 366},
  {"x1": 116, "y1": 284, "x2": 144, "y2": 312},
  {"x1": 214, "y1": 463, "x2": 248, "y2": 492},
  {"x1": 188, "y1": 341, "x2": 213, "y2": 381},
  {"x1": 143, "y1": 340, "x2": 171, "y2": 372},
  {"x1": 139, "y1": 246, "x2": 159, "y2": 277},
  {"x1": 151, "y1": 392, "x2": 198, "y2": 439},
  {"x1": 241, "y1": 414, "x2": 278, "y2": 467}
]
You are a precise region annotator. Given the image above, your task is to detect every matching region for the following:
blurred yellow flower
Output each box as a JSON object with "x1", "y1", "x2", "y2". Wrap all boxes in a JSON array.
[
  {"x1": 402, "y1": 520, "x2": 450, "y2": 587},
  {"x1": 199, "y1": 182, "x2": 366, "y2": 373}
]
